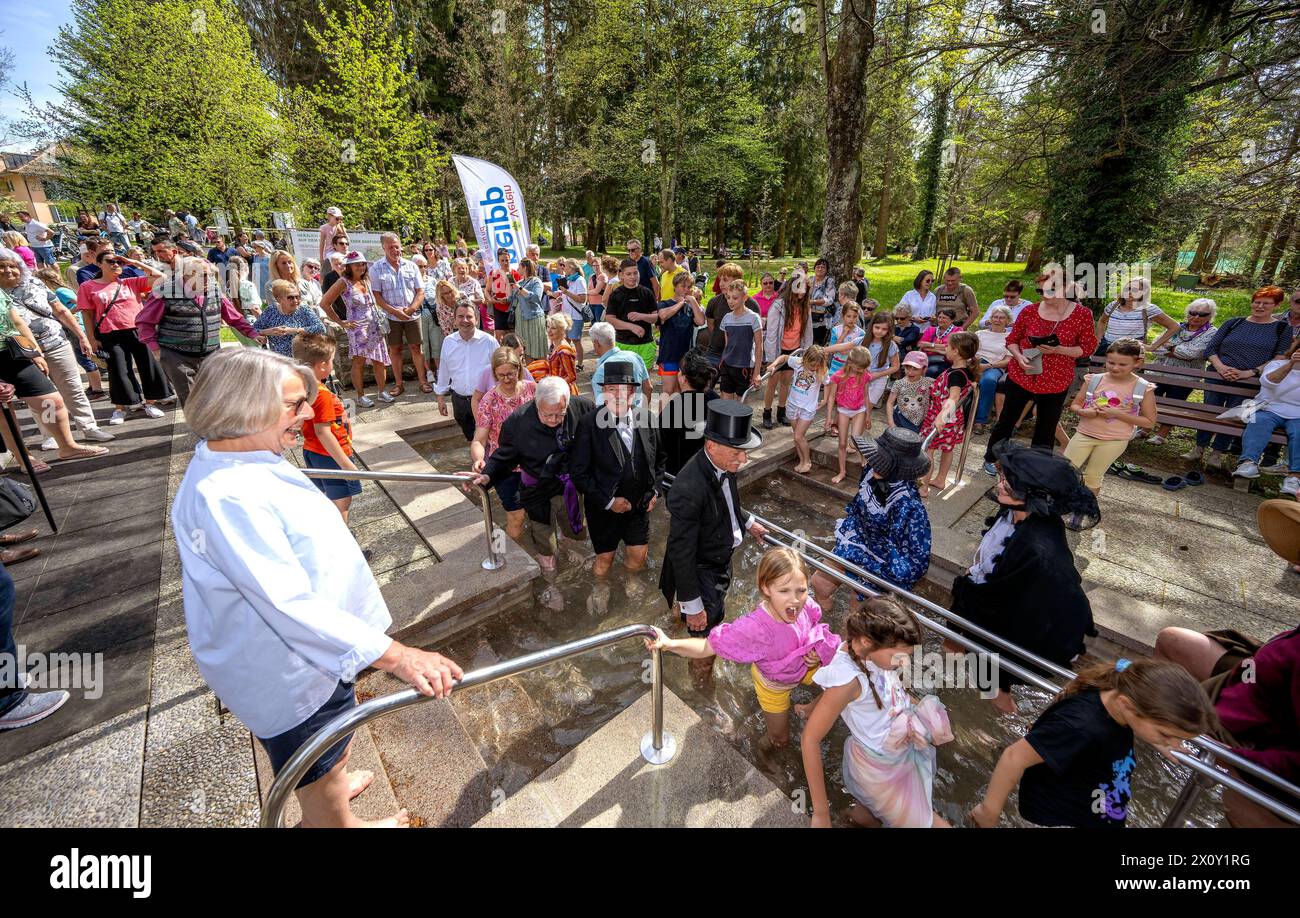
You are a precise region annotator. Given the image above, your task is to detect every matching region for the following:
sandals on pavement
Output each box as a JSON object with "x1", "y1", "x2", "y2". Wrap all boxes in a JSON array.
[
  {"x1": 418, "y1": 382, "x2": 434, "y2": 394},
  {"x1": 1162, "y1": 476, "x2": 1186, "y2": 491},
  {"x1": 389, "y1": 385, "x2": 405, "y2": 397}
]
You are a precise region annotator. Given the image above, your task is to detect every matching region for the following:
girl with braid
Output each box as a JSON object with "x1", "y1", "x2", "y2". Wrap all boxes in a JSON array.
[{"x1": 802, "y1": 598, "x2": 953, "y2": 828}]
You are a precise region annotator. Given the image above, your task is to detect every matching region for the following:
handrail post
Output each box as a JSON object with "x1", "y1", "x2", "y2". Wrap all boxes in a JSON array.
[
  {"x1": 1163, "y1": 750, "x2": 1216, "y2": 828},
  {"x1": 641, "y1": 645, "x2": 676, "y2": 765},
  {"x1": 476, "y1": 483, "x2": 505, "y2": 570}
]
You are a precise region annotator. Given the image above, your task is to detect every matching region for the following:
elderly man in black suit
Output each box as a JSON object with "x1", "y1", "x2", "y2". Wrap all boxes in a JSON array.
[
  {"x1": 571, "y1": 362, "x2": 665, "y2": 577},
  {"x1": 468, "y1": 375, "x2": 594, "y2": 575},
  {"x1": 661, "y1": 401, "x2": 768, "y2": 679}
]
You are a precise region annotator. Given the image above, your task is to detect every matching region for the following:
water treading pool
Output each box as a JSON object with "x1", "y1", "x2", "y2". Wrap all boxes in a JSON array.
[{"x1": 412, "y1": 435, "x2": 1222, "y2": 827}]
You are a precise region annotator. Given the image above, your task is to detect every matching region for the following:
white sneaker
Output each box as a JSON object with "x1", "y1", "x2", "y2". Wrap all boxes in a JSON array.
[
  {"x1": 39, "y1": 437, "x2": 57, "y2": 452},
  {"x1": 378, "y1": 391, "x2": 395, "y2": 403},
  {"x1": 0, "y1": 690, "x2": 69, "y2": 730},
  {"x1": 108, "y1": 409, "x2": 126, "y2": 425},
  {"x1": 1146, "y1": 435, "x2": 1166, "y2": 446},
  {"x1": 1180, "y1": 446, "x2": 1203, "y2": 461},
  {"x1": 1283, "y1": 476, "x2": 1300, "y2": 496},
  {"x1": 357, "y1": 395, "x2": 375, "y2": 408},
  {"x1": 82, "y1": 426, "x2": 115, "y2": 442},
  {"x1": 1233, "y1": 460, "x2": 1260, "y2": 479},
  {"x1": 141, "y1": 404, "x2": 165, "y2": 419}
]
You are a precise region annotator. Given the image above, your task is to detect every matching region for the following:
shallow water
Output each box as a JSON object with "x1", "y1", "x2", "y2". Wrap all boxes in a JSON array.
[{"x1": 412, "y1": 432, "x2": 1222, "y2": 828}]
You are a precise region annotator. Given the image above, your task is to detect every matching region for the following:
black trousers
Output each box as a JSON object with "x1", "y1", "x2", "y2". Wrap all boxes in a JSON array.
[
  {"x1": 984, "y1": 379, "x2": 1068, "y2": 462},
  {"x1": 99, "y1": 328, "x2": 168, "y2": 407},
  {"x1": 451, "y1": 392, "x2": 476, "y2": 442}
]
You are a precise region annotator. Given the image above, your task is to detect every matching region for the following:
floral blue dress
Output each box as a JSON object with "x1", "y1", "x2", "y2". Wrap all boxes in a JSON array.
[{"x1": 832, "y1": 477, "x2": 931, "y2": 591}]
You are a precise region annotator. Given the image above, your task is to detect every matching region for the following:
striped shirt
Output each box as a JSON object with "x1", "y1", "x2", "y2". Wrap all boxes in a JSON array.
[{"x1": 1204, "y1": 318, "x2": 1289, "y2": 371}]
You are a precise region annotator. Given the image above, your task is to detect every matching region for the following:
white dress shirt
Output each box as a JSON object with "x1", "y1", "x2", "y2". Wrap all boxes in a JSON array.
[
  {"x1": 171, "y1": 442, "x2": 393, "y2": 738},
  {"x1": 605, "y1": 412, "x2": 636, "y2": 509},
  {"x1": 679, "y1": 450, "x2": 754, "y2": 617},
  {"x1": 436, "y1": 328, "x2": 497, "y2": 396}
]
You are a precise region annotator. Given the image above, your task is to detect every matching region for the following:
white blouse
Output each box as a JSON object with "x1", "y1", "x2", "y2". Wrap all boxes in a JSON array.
[
  {"x1": 172, "y1": 442, "x2": 392, "y2": 738},
  {"x1": 899, "y1": 288, "x2": 937, "y2": 324},
  {"x1": 813, "y1": 648, "x2": 907, "y2": 752}
]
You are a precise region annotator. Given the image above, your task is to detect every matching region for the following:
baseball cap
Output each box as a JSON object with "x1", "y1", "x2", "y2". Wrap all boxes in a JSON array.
[
  {"x1": 903, "y1": 351, "x2": 928, "y2": 369},
  {"x1": 326, "y1": 206, "x2": 343, "y2": 218}
]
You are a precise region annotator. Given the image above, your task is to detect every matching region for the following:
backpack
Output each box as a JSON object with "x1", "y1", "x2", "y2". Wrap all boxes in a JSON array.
[{"x1": 1085, "y1": 372, "x2": 1151, "y2": 439}]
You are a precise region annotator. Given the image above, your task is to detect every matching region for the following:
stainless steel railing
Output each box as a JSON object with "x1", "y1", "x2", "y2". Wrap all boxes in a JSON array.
[
  {"x1": 750, "y1": 505, "x2": 1300, "y2": 826},
  {"x1": 299, "y1": 468, "x2": 505, "y2": 570},
  {"x1": 662, "y1": 467, "x2": 1300, "y2": 826},
  {"x1": 260, "y1": 623, "x2": 675, "y2": 828}
]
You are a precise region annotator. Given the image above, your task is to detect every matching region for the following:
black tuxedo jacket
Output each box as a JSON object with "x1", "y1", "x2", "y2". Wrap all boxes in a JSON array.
[
  {"x1": 481, "y1": 396, "x2": 595, "y2": 487},
  {"x1": 569, "y1": 407, "x2": 664, "y2": 511},
  {"x1": 659, "y1": 447, "x2": 744, "y2": 607}
]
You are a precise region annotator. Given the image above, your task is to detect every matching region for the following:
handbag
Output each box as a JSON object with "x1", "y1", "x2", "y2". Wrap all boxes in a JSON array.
[
  {"x1": 0, "y1": 476, "x2": 37, "y2": 531},
  {"x1": 1217, "y1": 399, "x2": 1269, "y2": 422}
]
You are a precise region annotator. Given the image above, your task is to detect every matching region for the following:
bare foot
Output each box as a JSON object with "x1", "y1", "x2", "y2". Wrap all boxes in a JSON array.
[
  {"x1": 794, "y1": 463, "x2": 812, "y2": 474},
  {"x1": 347, "y1": 769, "x2": 374, "y2": 801},
  {"x1": 990, "y1": 690, "x2": 1018, "y2": 715},
  {"x1": 848, "y1": 802, "x2": 882, "y2": 828},
  {"x1": 793, "y1": 701, "x2": 815, "y2": 719},
  {"x1": 363, "y1": 808, "x2": 411, "y2": 828},
  {"x1": 56, "y1": 445, "x2": 109, "y2": 460},
  {"x1": 831, "y1": 471, "x2": 846, "y2": 484},
  {"x1": 918, "y1": 482, "x2": 931, "y2": 498}
]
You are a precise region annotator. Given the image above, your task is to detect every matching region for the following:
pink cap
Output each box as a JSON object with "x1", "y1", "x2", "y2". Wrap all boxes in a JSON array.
[{"x1": 903, "y1": 350, "x2": 928, "y2": 369}]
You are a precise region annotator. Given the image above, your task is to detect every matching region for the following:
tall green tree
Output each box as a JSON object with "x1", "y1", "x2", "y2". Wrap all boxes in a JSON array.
[
  {"x1": 285, "y1": 1, "x2": 443, "y2": 232},
  {"x1": 44, "y1": 0, "x2": 291, "y2": 222}
]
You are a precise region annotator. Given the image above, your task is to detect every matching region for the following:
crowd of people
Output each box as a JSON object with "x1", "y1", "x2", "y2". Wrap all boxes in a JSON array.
[{"x1": 0, "y1": 209, "x2": 1294, "y2": 832}]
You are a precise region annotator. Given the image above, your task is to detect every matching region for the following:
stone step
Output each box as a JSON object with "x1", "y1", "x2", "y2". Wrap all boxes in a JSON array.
[
  {"x1": 358, "y1": 671, "x2": 498, "y2": 827},
  {"x1": 474, "y1": 687, "x2": 804, "y2": 828},
  {"x1": 252, "y1": 719, "x2": 401, "y2": 827}
]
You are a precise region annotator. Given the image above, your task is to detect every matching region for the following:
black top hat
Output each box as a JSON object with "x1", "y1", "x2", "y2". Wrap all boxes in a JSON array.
[
  {"x1": 851, "y1": 428, "x2": 931, "y2": 482},
  {"x1": 704, "y1": 400, "x2": 763, "y2": 450},
  {"x1": 600, "y1": 360, "x2": 639, "y2": 388}
]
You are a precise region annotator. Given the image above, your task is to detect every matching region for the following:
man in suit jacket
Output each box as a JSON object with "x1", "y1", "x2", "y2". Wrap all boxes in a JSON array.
[
  {"x1": 470, "y1": 376, "x2": 594, "y2": 574},
  {"x1": 661, "y1": 401, "x2": 768, "y2": 679},
  {"x1": 571, "y1": 362, "x2": 665, "y2": 576}
]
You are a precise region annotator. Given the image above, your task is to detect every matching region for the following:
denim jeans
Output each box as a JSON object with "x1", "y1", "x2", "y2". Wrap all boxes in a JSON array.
[
  {"x1": 1241, "y1": 410, "x2": 1300, "y2": 470},
  {"x1": 1196, "y1": 390, "x2": 1244, "y2": 451},
  {"x1": 976, "y1": 366, "x2": 1006, "y2": 424},
  {"x1": 0, "y1": 561, "x2": 23, "y2": 716},
  {"x1": 32, "y1": 245, "x2": 56, "y2": 267}
]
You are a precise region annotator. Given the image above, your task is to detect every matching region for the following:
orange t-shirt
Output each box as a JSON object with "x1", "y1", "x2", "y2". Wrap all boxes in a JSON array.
[
  {"x1": 781, "y1": 311, "x2": 804, "y2": 350},
  {"x1": 302, "y1": 384, "x2": 354, "y2": 457}
]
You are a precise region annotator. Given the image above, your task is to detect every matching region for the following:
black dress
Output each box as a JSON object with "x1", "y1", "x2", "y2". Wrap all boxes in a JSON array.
[{"x1": 950, "y1": 509, "x2": 1096, "y2": 690}]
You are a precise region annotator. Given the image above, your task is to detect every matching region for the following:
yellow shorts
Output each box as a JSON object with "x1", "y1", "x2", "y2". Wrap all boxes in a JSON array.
[{"x1": 751, "y1": 664, "x2": 817, "y2": 714}]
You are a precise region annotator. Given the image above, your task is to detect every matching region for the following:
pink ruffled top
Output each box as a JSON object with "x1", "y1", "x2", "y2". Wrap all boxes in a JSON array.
[{"x1": 706, "y1": 598, "x2": 841, "y2": 686}]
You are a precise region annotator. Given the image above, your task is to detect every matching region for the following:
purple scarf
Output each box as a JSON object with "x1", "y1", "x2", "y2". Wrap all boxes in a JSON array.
[{"x1": 519, "y1": 468, "x2": 584, "y2": 535}]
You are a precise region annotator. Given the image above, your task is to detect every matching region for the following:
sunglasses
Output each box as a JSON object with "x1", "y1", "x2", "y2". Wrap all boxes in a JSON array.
[
  {"x1": 101, "y1": 258, "x2": 123, "y2": 266},
  {"x1": 1187, "y1": 311, "x2": 1212, "y2": 317}
]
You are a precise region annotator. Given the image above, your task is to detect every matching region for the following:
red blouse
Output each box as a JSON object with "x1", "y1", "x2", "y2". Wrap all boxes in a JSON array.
[{"x1": 1006, "y1": 302, "x2": 1097, "y2": 394}]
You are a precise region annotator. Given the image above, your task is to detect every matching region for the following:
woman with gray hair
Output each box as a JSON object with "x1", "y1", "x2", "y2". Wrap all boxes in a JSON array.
[
  {"x1": 173, "y1": 347, "x2": 462, "y2": 827},
  {"x1": 973, "y1": 304, "x2": 1014, "y2": 432},
  {"x1": 0, "y1": 249, "x2": 115, "y2": 448},
  {"x1": 1144, "y1": 297, "x2": 1219, "y2": 445}
]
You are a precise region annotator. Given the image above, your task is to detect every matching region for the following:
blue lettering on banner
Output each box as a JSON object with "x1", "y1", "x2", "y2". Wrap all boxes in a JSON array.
[{"x1": 478, "y1": 185, "x2": 526, "y2": 265}]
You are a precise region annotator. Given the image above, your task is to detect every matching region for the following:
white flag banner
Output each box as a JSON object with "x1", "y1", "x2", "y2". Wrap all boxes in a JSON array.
[{"x1": 453, "y1": 154, "x2": 531, "y2": 267}]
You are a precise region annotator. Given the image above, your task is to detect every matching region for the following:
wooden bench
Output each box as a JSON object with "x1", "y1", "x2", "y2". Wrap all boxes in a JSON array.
[{"x1": 1087, "y1": 357, "x2": 1285, "y2": 488}]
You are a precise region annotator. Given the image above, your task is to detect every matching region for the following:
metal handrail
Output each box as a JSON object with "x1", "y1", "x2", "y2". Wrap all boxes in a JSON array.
[
  {"x1": 260, "y1": 623, "x2": 675, "y2": 828},
  {"x1": 662, "y1": 468, "x2": 1300, "y2": 825},
  {"x1": 745, "y1": 506, "x2": 1300, "y2": 813},
  {"x1": 299, "y1": 468, "x2": 504, "y2": 570}
]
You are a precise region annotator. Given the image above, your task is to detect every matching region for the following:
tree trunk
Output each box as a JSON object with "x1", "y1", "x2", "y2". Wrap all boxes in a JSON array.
[
  {"x1": 1187, "y1": 218, "x2": 1217, "y2": 273},
  {"x1": 817, "y1": 0, "x2": 878, "y2": 284},
  {"x1": 774, "y1": 165, "x2": 793, "y2": 257},
  {"x1": 1262, "y1": 194, "x2": 1298, "y2": 282},
  {"x1": 1244, "y1": 215, "x2": 1275, "y2": 280},
  {"x1": 1204, "y1": 221, "x2": 1230, "y2": 274},
  {"x1": 1007, "y1": 223, "x2": 1022, "y2": 262},
  {"x1": 1024, "y1": 218, "x2": 1045, "y2": 274},
  {"x1": 872, "y1": 140, "x2": 894, "y2": 259},
  {"x1": 542, "y1": 0, "x2": 564, "y2": 251}
]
